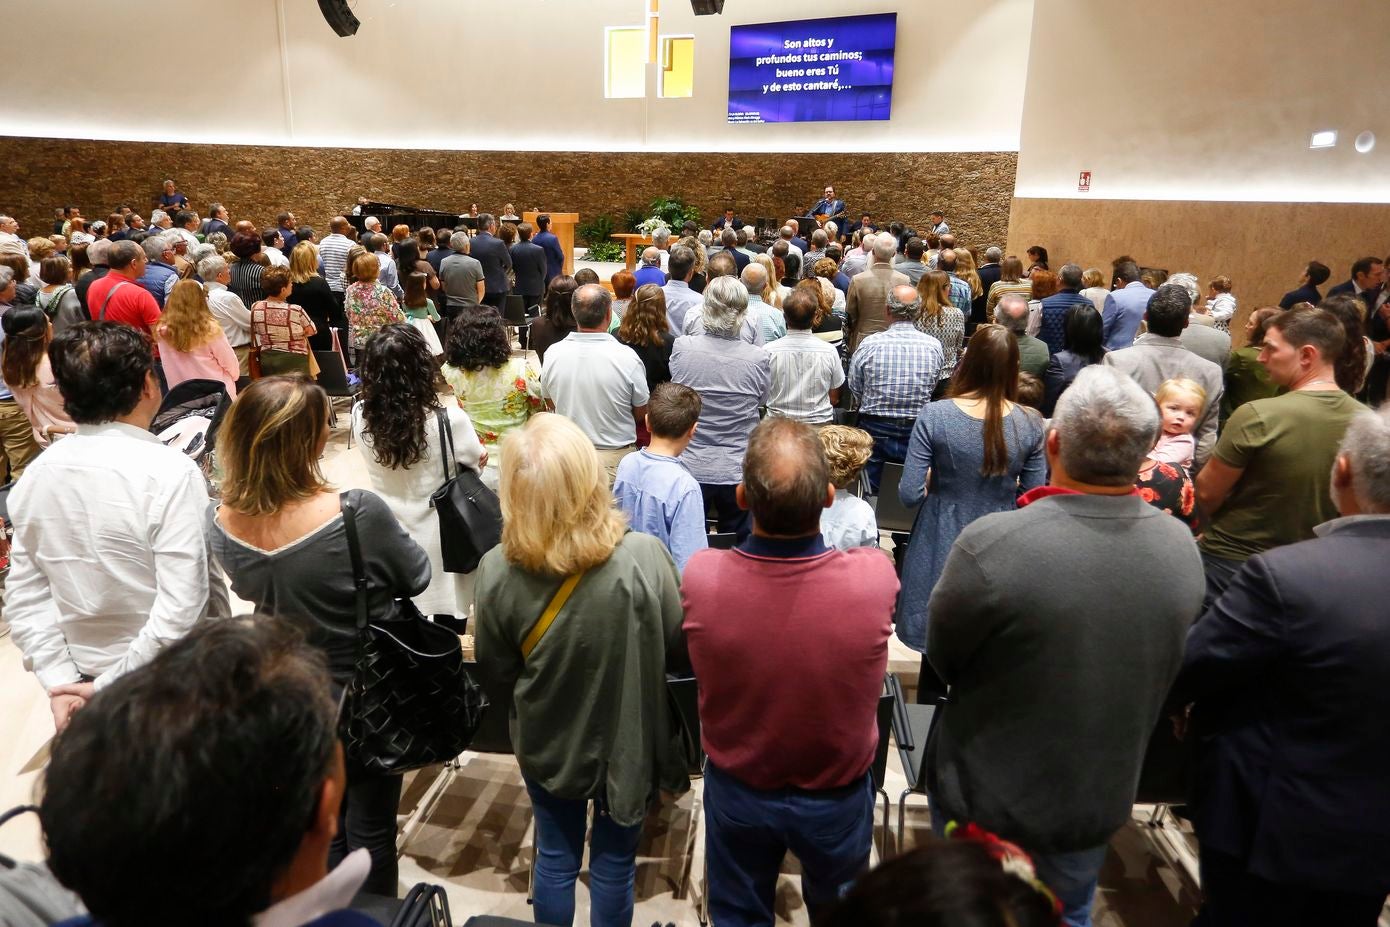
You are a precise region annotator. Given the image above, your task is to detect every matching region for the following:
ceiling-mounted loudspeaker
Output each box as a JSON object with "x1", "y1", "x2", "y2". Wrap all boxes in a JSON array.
[
  {"x1": 318, "y1": 0, "x2": 360, "y2": 37},
  {"x1": 691, "y1": 0, "x2": 725, "y2": 13}
]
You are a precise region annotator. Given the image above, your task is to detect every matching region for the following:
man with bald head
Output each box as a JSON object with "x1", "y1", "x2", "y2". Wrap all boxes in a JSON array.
[
  {"x1": 845, "y1": 234, "x2": 910, "y2": 354},
  {"x1": 681, "y1": 416, "x2": 898, "y2": 927},
  {"x1": 634, "y1": 247, "x2": 666, "y2": 289}
]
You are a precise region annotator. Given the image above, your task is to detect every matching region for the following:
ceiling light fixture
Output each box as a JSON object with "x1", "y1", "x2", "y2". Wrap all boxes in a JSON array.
[
  {"x1": 1355, "y1": 131, "x2": 1376, "y2": 154},
  {"x1": 1309, "y1": 130, "x2": 1337, "y2": 149}
]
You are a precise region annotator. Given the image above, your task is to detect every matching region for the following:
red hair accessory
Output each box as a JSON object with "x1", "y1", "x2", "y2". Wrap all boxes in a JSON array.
[{"x1": 945, "y1": 820, "x2": 1063, "y2": 915}]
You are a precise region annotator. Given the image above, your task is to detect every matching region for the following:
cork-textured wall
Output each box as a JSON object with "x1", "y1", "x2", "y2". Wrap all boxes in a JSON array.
[
  {"x1": 0, "y1": 136, "x2": 1017, "y2": 250},
  {"x1": 1007, "y1": 197, "x2": 1390, "y2": 346}
]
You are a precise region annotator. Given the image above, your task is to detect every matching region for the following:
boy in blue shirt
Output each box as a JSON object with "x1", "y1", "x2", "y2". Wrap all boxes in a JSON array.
[{"x1": 613, "y1": 382, "x2": 708, "y2": 571}]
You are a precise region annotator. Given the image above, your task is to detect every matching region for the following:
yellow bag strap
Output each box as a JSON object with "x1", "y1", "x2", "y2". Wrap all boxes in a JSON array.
[{"x1": 520, "y1": 572, "x2": 585, "y2": 660}]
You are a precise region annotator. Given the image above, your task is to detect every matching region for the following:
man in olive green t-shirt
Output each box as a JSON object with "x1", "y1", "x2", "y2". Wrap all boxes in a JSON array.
[{"x1": 1196, "y1": 308, "x2": 1362, "y2": 607}]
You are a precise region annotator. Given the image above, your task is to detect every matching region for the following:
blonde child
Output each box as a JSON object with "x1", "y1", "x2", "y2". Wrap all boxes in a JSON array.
[
  {"x1": 817, "y1": 425, "x2": 879, "y2": 550},
  {"x1": 1206, "y1": 275, "x2": 1236, "y2": 333},
  {"x1": 1148, "y1": 378, "x2": 1206, "y2": 470}
]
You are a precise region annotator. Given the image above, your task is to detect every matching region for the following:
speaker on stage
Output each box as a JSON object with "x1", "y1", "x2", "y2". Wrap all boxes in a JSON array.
[{"x1": 318, "y1": 0, "x2": 360, "y2": 37}]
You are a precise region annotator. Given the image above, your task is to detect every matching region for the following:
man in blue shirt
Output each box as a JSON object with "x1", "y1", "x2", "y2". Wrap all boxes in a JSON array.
[
  {"x1": 1102, "y1": 260, "x2": 1154, "y2": 350},
  {"x1": 533, "y1": 214, "x2": 565, "y2": 285},
  {"x1": 808, "y1": 185, "x2": 845, "y2": 225},
  {"x1": 633, "y1": 247, "x2": 666, "y2": 289},
  {"x1": 137, "y1": 234, "x2": 180, "y2": 307},
  {"x1": 613, "y1": 382, "x2": 708, "y2": 572},
  {"x1": 1038, "y1": 263, "x2": 1096, "y2": 354}
]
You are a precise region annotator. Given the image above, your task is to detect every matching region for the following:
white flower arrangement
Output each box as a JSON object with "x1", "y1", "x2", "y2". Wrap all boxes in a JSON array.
[{"x1": 635, "y1": 217, "x2": 670, "y2": 238}]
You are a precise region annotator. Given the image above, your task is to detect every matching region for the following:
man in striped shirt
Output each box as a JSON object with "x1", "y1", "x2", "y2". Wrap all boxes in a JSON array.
[
  {"x1": 766, "y1": 287, "x2": 843, "y2": 424},
  {"x1": 848, "y1": 284, "x2": 943, "y2": 491},
  {"x1": 317, "y1": 216, "x2": 355, "y2": 304}
]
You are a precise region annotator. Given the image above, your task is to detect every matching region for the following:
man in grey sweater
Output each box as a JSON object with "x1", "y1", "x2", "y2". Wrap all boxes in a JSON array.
[{"x1": 925, "y1": 366, "x2": 1205, "y2": 927}]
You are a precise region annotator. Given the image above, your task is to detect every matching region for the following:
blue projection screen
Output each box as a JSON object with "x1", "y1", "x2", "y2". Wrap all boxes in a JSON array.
[{"x1": 727, "y1": 12, "x2": 896, "y2": 124}]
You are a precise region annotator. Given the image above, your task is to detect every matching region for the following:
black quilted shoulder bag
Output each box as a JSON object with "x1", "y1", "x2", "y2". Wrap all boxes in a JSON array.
[{"x1": 338, "y1": 495, "x2": 487, "y2": 775}]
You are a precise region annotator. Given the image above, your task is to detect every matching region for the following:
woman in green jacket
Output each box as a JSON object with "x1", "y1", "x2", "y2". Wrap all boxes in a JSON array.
[{"x1": 475, "y1": 413, "x2": 688, "y2": 927}]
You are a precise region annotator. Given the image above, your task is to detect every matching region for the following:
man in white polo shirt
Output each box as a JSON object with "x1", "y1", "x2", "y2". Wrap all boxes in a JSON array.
[{"x1": 541, "y1": 283, "x2": 650, "y2": 483}]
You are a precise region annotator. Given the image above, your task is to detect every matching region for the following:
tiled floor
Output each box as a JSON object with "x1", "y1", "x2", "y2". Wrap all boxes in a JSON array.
[{"x1": 0, "y1": 362, "x2": 1210, "y2": 926}]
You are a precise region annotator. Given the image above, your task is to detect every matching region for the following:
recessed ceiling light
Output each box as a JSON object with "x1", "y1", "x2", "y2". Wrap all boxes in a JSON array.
[
  {"x1": 1355, "y1": 131, "x2": 1376, "y2": 154},
  {"x1": 1310, "y1": 130, "x2": 1338, "y2": 149}
]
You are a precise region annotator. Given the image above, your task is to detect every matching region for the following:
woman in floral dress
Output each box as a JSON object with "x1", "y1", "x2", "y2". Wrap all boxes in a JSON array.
[
  {"x1": 441, "y1": 311, "x2": 543, "y2": 489},
  {"x1": 343, "y1": 252, "x2": 405, "y2": 348}
]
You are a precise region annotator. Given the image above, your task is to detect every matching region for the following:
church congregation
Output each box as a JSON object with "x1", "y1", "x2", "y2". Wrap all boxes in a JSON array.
[{"x1": 1, "y1": 2, "x2": 1388, "y2": 927}]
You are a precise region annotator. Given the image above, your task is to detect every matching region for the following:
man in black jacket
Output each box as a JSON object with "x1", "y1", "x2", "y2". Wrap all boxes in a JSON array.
[
  {"x1": 1173, "y1": 405, "x2": 1390, "y2": 927},
  {"x1": 468, "y1": 213, "x2": 513, "y2": 310},
  {"x1": 1325, "y1": 255, "x2": 1384, "y2": 314},
  {"x1": 510, "y1": 222, "x2": 548, "y2": 348}
]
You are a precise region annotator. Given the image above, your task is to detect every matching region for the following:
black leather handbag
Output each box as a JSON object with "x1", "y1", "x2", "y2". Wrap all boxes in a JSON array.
[
  {"x1": 338, "y1": 495, "x2": 487, "y2": 775},
  {"x1": 429, "y1": 409, "x2": 503, "y2": 574}
]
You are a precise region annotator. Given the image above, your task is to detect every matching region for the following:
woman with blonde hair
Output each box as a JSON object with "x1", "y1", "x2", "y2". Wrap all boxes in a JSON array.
[
  {"x1": 288, "y1": 240, "x2": 345, "y2": 350},
  {"x1": 344, "y1": 251, "x2": 405, "y2": 348},
  {"x1": 954, "y1": 248, "x2": 986, "y2": 325},
  {"x1": 209, "y1": 375, "x2": 430, "y2": 896},
  {"x1": 155, "y1": 278, "x2": 240, "y2": 396},
  {"x1": 813, "y1": 256, "x2": 847, "y2": 315},
  {"x1": 475, "y1": 413, "x2": 688, "y2": 927},
  {"x1": 753, "y1": 253, "x2": 782, "y2": 308},
  {"x1": 678, "y1": 235, "x2": 708, "y2": 293},
  {"x1": 985, "y1": 255, "x2": 1031, "y2": 317},
  {"x1": 1079, "y1": 267, "x2": 1109, "y2": 315},
  {"x1": 915, "y1": 270, "x2": 965, "y2": 395}
]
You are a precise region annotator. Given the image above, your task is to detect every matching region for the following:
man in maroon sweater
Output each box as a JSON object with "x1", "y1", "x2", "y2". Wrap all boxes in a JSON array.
[{"x1": 682, "y1": 417, "x2": 898, "y2": 927}]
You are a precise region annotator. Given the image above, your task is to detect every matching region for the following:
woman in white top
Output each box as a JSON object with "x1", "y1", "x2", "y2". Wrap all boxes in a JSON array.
[
  {"x1": 1079, "y1": 267, "x2": 1110, "y2": 316},
  {"x1": 352, "y1": 323, "x2": 486, "y2": 618}
]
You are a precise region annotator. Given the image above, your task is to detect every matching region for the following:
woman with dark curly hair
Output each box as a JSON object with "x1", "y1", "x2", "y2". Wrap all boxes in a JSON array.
[
  {"x1": 441, "y1": 312, "x2": 542, "y2": 488},
  {"x1": 527, "y1": 274, "x2": 577, "y2": 363},
  {"x1": 353, "y1": 323, "x2": 485, "y2": 618}
]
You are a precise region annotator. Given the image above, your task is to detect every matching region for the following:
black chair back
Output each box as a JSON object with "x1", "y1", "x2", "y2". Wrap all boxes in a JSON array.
[
  {"x1": 873, "y1": 462, "x2": 917, "y2": 534},
  {"x1": 502, "y1": 294, "x2": 529, "y2": 326},
  {"x1": 666, "y1": 675, "x2": 703, "y2": 774},
  {"x1": 707, "y1": 532, "x2": 738, "y2": 550},
  {"x1": 871, "y1": 691, "x2": 895, "y2": 790},
  {"x1": 314, "y1": 349, "x2": 357, "y2": 396}
]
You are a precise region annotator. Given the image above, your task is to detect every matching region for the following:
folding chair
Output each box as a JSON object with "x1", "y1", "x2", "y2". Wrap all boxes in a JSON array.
[
  {"x1": 314, "y1": 339, "x2": 361, "y2": 448},
  {"x1": 502, "y1": 294, "x2": 532, "y2": 347},
  {"x1": 889, "y1": 672, "x2": 942, "y2": 848},
  {"x1": 872, "y1": 462, "x2": 918, "y2": 535}
]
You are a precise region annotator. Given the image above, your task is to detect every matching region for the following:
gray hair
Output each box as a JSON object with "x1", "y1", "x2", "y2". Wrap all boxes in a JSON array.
[
  {"x1": 740, "y1": 261, "x2": 768, "y2": 293},
  {"x1": 142, "y1": 234, "x2": 172, "y2": 261},
  {"x1": 652, "y1": 227, "x2": 671, "y2": 246},
  {"x1": 860, "y1": 232, "x2": 876, "y2": 251},
  {"x1": 571, "y1": 283, "x2": 613, "y2": 329},
  {"x1": 824, "y1": 221, "x2": 838, "y2": 238},
  {"x1": 149, "y1": 209, "x2": 168, "y2": 225},
  {"x1": 1052, "y1": 366, "x2": 1160, "y2": 487},
  {"x1": 198, "y1": 255, "x2": 228, "y2": 281},
  {"x1": 640, "y1": 247, "x2": 661, "y2": 266},
  {"x1": 207, "y1": 232, "x2": 229, "y2": 253},
  {"x1": 364, "y1": 216, "x2": 381, "y2": 229},
  {"x1": 189, "y1": 243, "x2": 217, "y2": 267},
  {"x1": 984, "y1": 246, "x2": 1002, "y2": 262},
  {"x1": 741, "y1": 225, "x2": 755, "y2": 239},
  {"x1": 88, "y1": 238, "x2": 112, "y2": 265},
  {"x1": 811, "y1": 229, "x2": 828, "y2": 247},
  {"x1": 700, "y1": 275, "x2": 748, "y2": 335},
  {"x1": 1166, "y1": 272, "x2": 1201, "y2": 305},
  {"x1": 0, "y1": 266, "x2": 14, "y2": 293},
  {"x1": 697, "y1": 229, "x2": 713, "y2": 247},
  {"x1": 871, "y1": 236, "x2": 897, "y2": 263},
  {"x1": 449, "y1": 231, "x2": 471, "y2": 252},
  {"x1": 1059, "y1": 263, "x2": 1084, "y2": 289},
  {"x1": 887, "y1": 284, "x2": 921, "y2": 320},
  {"x1": 1339, "y1": 407, "x2": 1390, "y2": 512},
  {"x1": 995, "y1": 293, "x2": 1030, "y2": 333}
]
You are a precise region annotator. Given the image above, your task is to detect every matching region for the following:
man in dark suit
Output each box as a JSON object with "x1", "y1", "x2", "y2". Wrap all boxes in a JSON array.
[
  {"x1": 510, "y1": 222, "x2": 547, "y2": 310},
  {"x1": 533, "y1": 214, "x2": 565, "y2": 285},
  {"x1": 1173, "y1": 405, "x2": 1390, "y2": 927},
  {"x1": 1278, "y1": 259, "x2": 1330, "y2": 309},
  {"x1": 977, "y1": 245, "x2": 1003, "y2": 294},
  {"x1": 716, "y1": 229, "x2": 749, "y2": 273},
  {"x1": 711, "y1": 207, "x2": 742, "y2": 232},
  {"x1": 1325, "y1": 255, "x2": 1384, "y2": 313},
  {"x1": 468, "y1": 213, "x2": 513, "y2": 310}
]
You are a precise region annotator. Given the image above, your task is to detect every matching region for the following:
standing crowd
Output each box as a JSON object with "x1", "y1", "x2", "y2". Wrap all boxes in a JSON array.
[{"x1": 1, "y1": 185, "x2": 1388, "y2": 927}]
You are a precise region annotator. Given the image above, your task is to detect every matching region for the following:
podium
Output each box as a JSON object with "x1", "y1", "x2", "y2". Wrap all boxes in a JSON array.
[{"x1": 523, "y1": 211, "x2": 577, "y2": 277}]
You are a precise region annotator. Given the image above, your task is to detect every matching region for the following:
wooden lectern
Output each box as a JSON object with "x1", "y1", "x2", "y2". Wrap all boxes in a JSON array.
[{"x1": 523, "y1": 211, "x2": 577, "y2": 277}]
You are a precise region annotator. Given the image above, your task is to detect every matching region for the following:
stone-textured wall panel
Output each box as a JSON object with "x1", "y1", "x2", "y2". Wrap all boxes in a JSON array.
[{"x1": 0, "y1": 136, "x2": 1016, "y2": 248}]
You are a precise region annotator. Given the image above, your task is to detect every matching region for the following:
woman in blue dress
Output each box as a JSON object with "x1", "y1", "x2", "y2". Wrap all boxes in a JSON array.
[{"x1": 896, "y1": 324, "x2": 1046, "y2": 702}]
